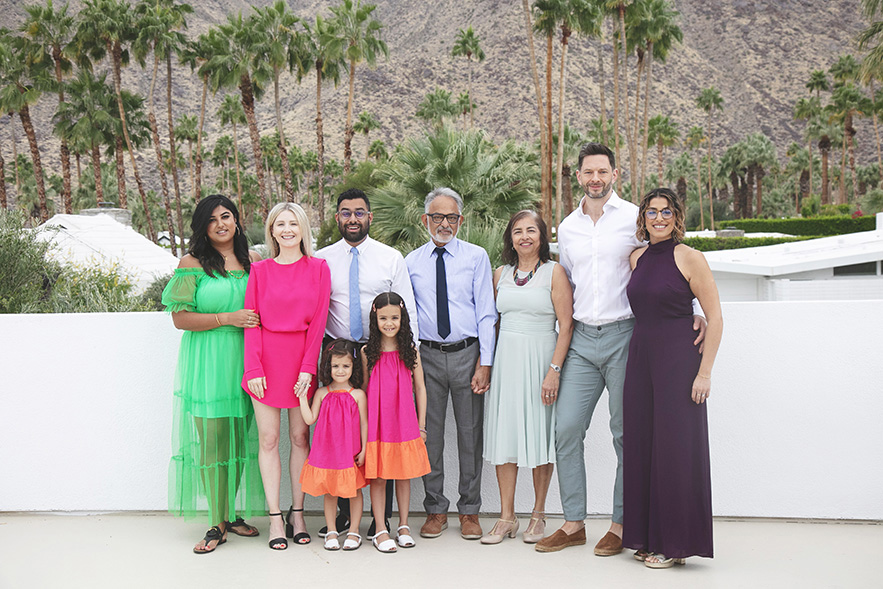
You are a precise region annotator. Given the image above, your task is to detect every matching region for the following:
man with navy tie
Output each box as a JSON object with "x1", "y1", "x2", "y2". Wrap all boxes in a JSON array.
[{"x1": 406, "y1": 187, "x2": 496, "y2": 541}]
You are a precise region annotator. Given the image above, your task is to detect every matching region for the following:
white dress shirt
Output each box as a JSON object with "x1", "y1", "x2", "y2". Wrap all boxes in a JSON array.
[
  {"x1": 557, "y1": 192, "x2": 643, "y2": 325},
  {"x1": 406, "y1": 237, "x2": 497, "y2": 366},
  {"x1": 315, "y1": 236, "x2": 419, "y2": 343}
]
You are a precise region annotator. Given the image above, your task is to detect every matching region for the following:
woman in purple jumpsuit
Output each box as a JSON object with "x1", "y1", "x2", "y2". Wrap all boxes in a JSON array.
[{"x1": 622, "y1": 188, "x2": 723, "y2": 568}]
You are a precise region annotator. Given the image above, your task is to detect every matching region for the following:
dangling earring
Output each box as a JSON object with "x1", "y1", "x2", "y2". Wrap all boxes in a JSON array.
[{"x1": 235, "y1": 225, "x2": 241, "y2": 235}]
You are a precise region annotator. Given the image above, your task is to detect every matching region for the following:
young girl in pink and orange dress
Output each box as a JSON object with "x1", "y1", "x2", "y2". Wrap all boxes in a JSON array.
[
  {"x1": 361, "y1": 292, "x2": 431, "y2": 554},
  {"x1": 298, "y1": 339, "x2": 368, "y2": 551}
]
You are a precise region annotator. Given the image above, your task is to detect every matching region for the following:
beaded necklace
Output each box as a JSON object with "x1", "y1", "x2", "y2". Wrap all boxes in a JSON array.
[{"x1": 513, "y1": 260, "x2": 542, "y2": 286}]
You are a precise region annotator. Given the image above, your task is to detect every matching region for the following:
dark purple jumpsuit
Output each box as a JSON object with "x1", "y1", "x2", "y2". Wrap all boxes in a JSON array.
[{"x1": 622, "y1": 238, "x2": 713, "y2": 559}]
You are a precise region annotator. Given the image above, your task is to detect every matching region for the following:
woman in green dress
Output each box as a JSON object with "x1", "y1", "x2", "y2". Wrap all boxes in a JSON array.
[{"x1": 162, "y1": 194, "x2": 265, "y2": 554}]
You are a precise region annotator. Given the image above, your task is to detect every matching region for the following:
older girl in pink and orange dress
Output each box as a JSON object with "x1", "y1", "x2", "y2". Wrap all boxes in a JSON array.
[{"x1": 243, "y1": 202, "x2": 331, "y2": 550}]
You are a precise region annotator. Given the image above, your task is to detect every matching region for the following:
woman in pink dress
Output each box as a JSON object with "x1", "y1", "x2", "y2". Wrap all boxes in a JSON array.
[{"x1": 243, "y1": 202, "x2": 331, "y2": 550}]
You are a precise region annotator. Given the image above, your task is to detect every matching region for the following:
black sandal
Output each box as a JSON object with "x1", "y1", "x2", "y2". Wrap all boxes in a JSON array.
[
  {"x1": 193, "y1": 525, "x2": 227, "y2": 554},
  {"x1": 286, "y1": 506, "x2": 312, "y2": 545},
  {"x1": 226, "y1": 517, "x2": 260, "y2": 537},
  {"x1": 268, "y1": 513, "x2": 288, "y2": 550}
]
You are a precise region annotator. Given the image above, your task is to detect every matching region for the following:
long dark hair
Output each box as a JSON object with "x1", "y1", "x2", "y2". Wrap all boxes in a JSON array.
[
  {"x1": 501, "y1": 209, "x2": 550, "y2": 266},
  {"x1": 319, "y1": 339, "x2": 364, "y2": 390},
  {"x1": 365, "y1": 292, "x2": 417, "y2": 373},
  {"x1": 188, "y1": 194, "x2": 251, "y2": 277}
]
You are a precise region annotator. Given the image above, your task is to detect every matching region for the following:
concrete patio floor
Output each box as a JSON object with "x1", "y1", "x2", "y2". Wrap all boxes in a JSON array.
[{"x1": 1, "y1": 513, "x2": 880, "y2": 588}]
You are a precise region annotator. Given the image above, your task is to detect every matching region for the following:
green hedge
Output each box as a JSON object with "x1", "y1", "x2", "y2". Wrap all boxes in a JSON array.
[
  {"x1": 720, "y1": 216, "x2": 875, "y2": 236},
  {"x1": 683, "y1": 236, "x2": 814, "y2": 252}
]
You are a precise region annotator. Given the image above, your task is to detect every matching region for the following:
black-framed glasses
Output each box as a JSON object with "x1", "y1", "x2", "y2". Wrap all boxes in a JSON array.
[
  {"x1": 427, "y1": 213, "x2": 461, "y2": 225},
  {"x1": 645, "y1": 209, "x2": 673, "y2": 220},
  {"x1": 338, "y1": 209, "x2": 369, "y2": 219}
]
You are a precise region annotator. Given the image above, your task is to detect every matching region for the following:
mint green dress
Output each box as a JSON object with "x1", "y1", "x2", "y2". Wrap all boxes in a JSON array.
[{"x1": 162, "y1": 268, "x2": 264, "y2": 523}]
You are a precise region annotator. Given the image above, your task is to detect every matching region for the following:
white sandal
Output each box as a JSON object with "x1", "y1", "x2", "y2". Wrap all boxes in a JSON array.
[
  {"x1": 371, "y1": 529, "x2": 397, "y2": 553},
  {"x1": 343, "y1": 532, "x2": 362, "y2": 551},
  {"x1": 324, "y1": 531, "x2": 340, "y2": 551},
  {"x1": 396, "y1": 525, "x2": 415, "y2": 548},
  {"x1": 644, "y1": 553, "x2": 685, "y2": 568}
]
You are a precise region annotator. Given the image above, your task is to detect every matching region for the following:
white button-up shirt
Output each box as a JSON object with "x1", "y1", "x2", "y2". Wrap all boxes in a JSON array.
[
  {"x1": 557, "y1": 192, "x2": 642, "y2": 325},
  {"x1": 315, "y1": 236, "x2": 419, "y2": 343}
]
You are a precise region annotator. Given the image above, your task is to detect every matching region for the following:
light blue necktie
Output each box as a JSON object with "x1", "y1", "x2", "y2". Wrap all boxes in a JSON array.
[{"x1": 349, "y1": 246, "x2": 362, "y2": 341}]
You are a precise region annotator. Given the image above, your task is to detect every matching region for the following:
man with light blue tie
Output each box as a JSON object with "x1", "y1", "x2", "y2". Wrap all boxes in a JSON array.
[
  {"x1": 316, "y1": 188, "x2": 418, "y2": 538},
  {"x1": 406, "y1": 187, "x2": 496, "y2": 541}
]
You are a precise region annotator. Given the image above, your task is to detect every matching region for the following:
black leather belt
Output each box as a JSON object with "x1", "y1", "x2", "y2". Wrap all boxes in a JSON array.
[{"x1": 420, "y1": 337, "x2": 478, "y2": 353}]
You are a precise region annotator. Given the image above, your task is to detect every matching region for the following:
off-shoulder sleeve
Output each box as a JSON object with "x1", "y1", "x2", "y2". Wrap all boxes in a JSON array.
[
  {"x1": 161, "y1": 269, "x2": 200, "y2": 313},
  {"x1": 300, "y1": 258, "x2": 331, "y2": 375}
]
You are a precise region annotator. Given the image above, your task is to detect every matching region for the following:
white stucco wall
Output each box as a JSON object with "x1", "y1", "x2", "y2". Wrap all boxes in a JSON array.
[{"x1": 2, "y1": 302, "x2": 881, "y2": 519}]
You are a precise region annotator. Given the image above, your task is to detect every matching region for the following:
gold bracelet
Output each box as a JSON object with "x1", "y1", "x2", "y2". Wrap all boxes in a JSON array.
[{"x1": 215, "y1": 314, "x2": 222, "y2": 327}]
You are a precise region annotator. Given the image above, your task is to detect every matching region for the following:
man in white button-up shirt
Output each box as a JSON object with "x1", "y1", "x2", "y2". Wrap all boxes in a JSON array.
[{"x1": 537, "y1": 143, "x2": 705, "y2": 555}]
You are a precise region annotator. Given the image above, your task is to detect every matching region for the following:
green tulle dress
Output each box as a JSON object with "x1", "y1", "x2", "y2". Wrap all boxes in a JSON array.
[{"x1": 162, "y1": 267, "x2": 265, "y2": 523}]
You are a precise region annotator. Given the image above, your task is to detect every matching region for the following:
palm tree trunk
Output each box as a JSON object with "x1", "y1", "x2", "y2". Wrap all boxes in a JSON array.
[
  {"x1": 846, "y1": 114, "x2": 858, "y2": 203},
  {"x1": 873, "y1": 81, "x2": 883, "y2": 176},
  {"x1": 523, "y1": 0, "x2": 549, "y2": 225},
  {"x1": 618, "y1": 7, "x2": 636, "y2": 201},
  {"x1": 612, "y1": 33, "x2": 622, "y2": 195},
  {"x1": 18, "y1": 104, "x2": 49, "y2": 222},
  {"x1": 148, "y1": 53, "x2": 177, "y2": 256},
  {"x1": 10, "y1": 118, "x2": 20, "y2": 193},
  {"x1": 75, "y1": 152, "x2": 81, "y2": 188},
  {"x1": 696, "y1": 154, "x2": 705, "y2": 229},
  {"x1": 598, "y1": 39, "x2": 608, "y2": 146},
  {"x1": 114, "y1": 135, "x2": 126, "y2": 206},
  {"x1": 231, "y1": 121, "x2": 243, "y2": 211},
  {"x1": 555, "y1": 31, "x2": 570, "y2": 227},
  {"x1": 633, "y1": 53, "x2": 644, "y2": 186},
  {"x1": 273, "y1": 69, "x2": 295, "y2": 202},
  {"x1": 545, "y1": 33, "x2": 554, "y2": 226},
  {"x1": 194, "y1": 75, "x2": 208, "y2": 202},
  {"x1": 756, "y1": 167, "x2": 764, "y2": 217},
  {"x1": 707, "y1": 114, "x2": 715, "y2": 230},
  {"x1": 344, "y1": 59, "x2": 356, "y2": 175},
  {"x1": 239, "y1": 74, "x2": 268, "y2": 219},
  {"x1": 563, "y1": 163, "x2": 573, "y2": 215},
  {"x1": 807, "y1": 139, "x2": 813, "y2": 204},
  {"x1": 53, "y1": 46, "x2": 72, "y2": 214},
  {"x1": 316, "y1": 63, "x2": 326, "y2": 224},
  {"x1": 657, "y1": 140, "x2": 663, "y2": 183},
  {"x1": 0, "y1": 148, "x2": 7, "y2": 210},
  {"x1": 166, "y1": 54, "x2": 184, "y2": 242},
  {"x1": 639, "y1": 44, "x2": 654, "y2": 197},
  {"x1": 468, "y1": 58, "x2": 475, "y2": 129},
  {"x1": 839, "y1": 134, "x2": 847, "y2": 205},
  {"x1": 820, "y1": 144, "x2": 830, "y2": 205},
  {"x1": 91, "y1": 144, "x2": 104, "y2": 204}
]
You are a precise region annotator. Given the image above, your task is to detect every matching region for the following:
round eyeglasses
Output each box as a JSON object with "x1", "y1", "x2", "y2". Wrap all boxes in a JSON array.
[{"x1": 645, "y1": 209, "x2": 673, "y2": 220}]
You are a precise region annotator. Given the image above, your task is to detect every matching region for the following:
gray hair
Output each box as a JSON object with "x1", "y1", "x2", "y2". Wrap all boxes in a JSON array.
[{"x1": 424, "y1": 187, "x2": 464, "y2": 214}]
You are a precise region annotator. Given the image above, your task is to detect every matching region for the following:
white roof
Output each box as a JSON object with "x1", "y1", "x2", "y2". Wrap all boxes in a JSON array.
[
  {"x1": 704, "y1": 226, "x2": 883, "y2": 277},
  {"x1": 38, "y1": 214, "x2": 179, "y2": 293}
]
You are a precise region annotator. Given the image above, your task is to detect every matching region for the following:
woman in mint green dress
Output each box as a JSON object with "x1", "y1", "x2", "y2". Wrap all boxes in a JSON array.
[{"x1": 162, "y1": 195, "x2": 265, "y2": 554}]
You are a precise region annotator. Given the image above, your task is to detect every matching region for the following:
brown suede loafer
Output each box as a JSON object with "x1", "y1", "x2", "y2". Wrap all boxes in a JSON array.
[
  {"x1": 535, "y1": 527, "x2": 587, "y2": 553},
  {"x1": 420, "y1": 513, "x2": 448, "y2": 538},
  {"x1": 593, "y1": 531, "x2": 623, "y2": 556},
  {"x1": 459, "y1": 513, "x2": 482, "y2": 540}
]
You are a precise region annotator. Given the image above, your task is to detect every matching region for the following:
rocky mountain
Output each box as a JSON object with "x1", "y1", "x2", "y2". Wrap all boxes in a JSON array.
[{"x1": 0, "y1": 0, "x2": 872, "y2": 189}]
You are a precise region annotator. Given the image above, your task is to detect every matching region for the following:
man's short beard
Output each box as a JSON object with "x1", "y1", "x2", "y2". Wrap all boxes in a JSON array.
[
  {"x1": 339, "y1": 221, "x2": 370, "y2": 243},
  {"x1": 584, "y1": 183, "x2": 612, "y2": 200}
]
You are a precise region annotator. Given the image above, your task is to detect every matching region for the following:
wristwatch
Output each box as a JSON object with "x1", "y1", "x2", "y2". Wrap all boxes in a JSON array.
[{"x1": 550, "y1": 363, "x2": 561, "y2": 373}]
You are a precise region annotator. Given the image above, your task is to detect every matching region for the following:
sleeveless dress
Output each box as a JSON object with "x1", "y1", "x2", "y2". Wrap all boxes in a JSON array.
[
  {"x1": 162, "y1": 268, "x2": 264, "y2": 523},
  {"x1": 622, "y1": 238, "x2": 713, "y2": 559},
  {"x1": 300, "y1": 389, "x2": 367, "y2": 498},
  {"x1": 483, "y1": 261, "x2": 557, "y2": 467},
  {"x1": 364, "y1": 351, "x2": 431, "y2": 480},
  {"x1": 242, "y1": 257, "x2": 331, "y2": 408}
]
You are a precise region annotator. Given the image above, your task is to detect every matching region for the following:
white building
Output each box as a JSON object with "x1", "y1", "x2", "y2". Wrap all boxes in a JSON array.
[
  {"x1": 39, "y1": 213, "x2": 179, "y2": 293},
  {"x1": 704, "y1": 213, "x2": 883, "y2": 302}
]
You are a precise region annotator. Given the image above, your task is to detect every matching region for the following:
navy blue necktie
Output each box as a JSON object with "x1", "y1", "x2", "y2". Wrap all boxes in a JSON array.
[{"x1": 435, "y1": 247, "x2": 451, "y2": 339}]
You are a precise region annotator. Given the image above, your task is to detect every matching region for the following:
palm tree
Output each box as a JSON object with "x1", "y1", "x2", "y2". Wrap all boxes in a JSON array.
[
  {"x1": 0, "y1": 33, "x2": 52, "y2": 222},
  {"x1": 605, "y1": 0, "x2": 636, "y2": 198},
  {"x1": 292, "y1": 15, "x2": 344, "y2": 223},
  {"x1": 456, "y1": 92, "x2": 476, "y2": 129},
  {"x1": 209, "y1": 13, "x2": 272, "y2": 218},
  {"x1": 217, "y1": 93, "x2": 246, "y2": 210},
  {"x1": 685, "y1": 125, "x2": 705, "y2": 229},
  {"x1": 451, "y1": 25, "x2": 485, "y2": 129},
  {"x1": 827, "y1": 83, "x2": 871, "y2": 204},
  {"x1": 663, "y1": 151, "x2": 694, "y2": 203},
  {"x1": 645, "y1": 114, "x2": 679, "y2": 187},
  {"x1": 696, "y1": 86, "x2": 723, "y2": 229},
  {"x1": 744, "y1": 132, "x2": 777, "y2": 217},
  {"x1": 22, "y1": 0, "x2": 75, "y2": 214},
  {"x1": 178, "y1": 30, "x2": 218, "y2": 201},
  {"x1": 326, "y1": 0, "x2": 388, "y2": 175},
  {"x1": 210, "y1": 134, "x2": 233, "y2": 193},
  {"x1": 353, "y1": 110, "x2": 379, "y2": 160},
  {"x1": 415, "y1": 88, "x2": 458, "y2": 131},
  {"x1": 176, "y1": 114, "x2": 198, "y2": 196},
  {"x1": 367, "y1": 139, "x2": 387, "y2": 162},
  {"x1": 816, "y1": 120, "x2": 842, "y2": 206},
  {"x1": 522, "y1": 0, "x2": 551, "y2": 224},
  {"x1": 76, "y1": 0, "x2": 154, "y2": 239},
  {"x1": 806, "y1": 69, "x2": 830, "y2": 99},
  {"x1": 551, "y1": 123, "x2": 586, "y2": 215},
  {"x1": 793, "y1": 96, "x2": 820, "y2": 201},
  {"x1": 253, "y1": 0, "x2": 299, "y2": 202},
  {"x1": 532, "y1": 1, "x2": 557, "y2": 222}
]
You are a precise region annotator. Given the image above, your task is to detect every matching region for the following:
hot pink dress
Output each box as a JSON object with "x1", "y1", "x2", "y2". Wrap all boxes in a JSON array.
[
  {"x1": 300, "y1": 388, "x2": 367, "y2": 498},
  {"x1": 364, "y1": 351, "x2": 430, "y2": 480},
  {"x1": 242, "y1": 257, "x2": 331, "y2": 408}
]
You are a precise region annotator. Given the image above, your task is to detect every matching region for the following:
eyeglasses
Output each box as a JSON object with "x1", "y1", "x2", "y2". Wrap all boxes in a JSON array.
[
  {"x1": 645, "y1": 209, "x2": 673, "y2": 220},
  {"x1": 427, "y1": 213, "x2": 461, "y2": 225},
  {"x1": 338, "y1": 209, "x2": 369, "y2": 219}
]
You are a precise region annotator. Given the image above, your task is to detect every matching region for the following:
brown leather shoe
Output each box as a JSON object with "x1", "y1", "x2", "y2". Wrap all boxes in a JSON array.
[
  {"x1": 535, "y1": 526, "x2": 587, "y2": 553},
  {"x1": 458, "y1": 513, "x2": 482, "y2": 540},
  {"x1": 593, "y1": 531, "x2": 623, "y2": 556},
  {"x1": 420, "y1": 513, "x2": 448, "y2": 538}
]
